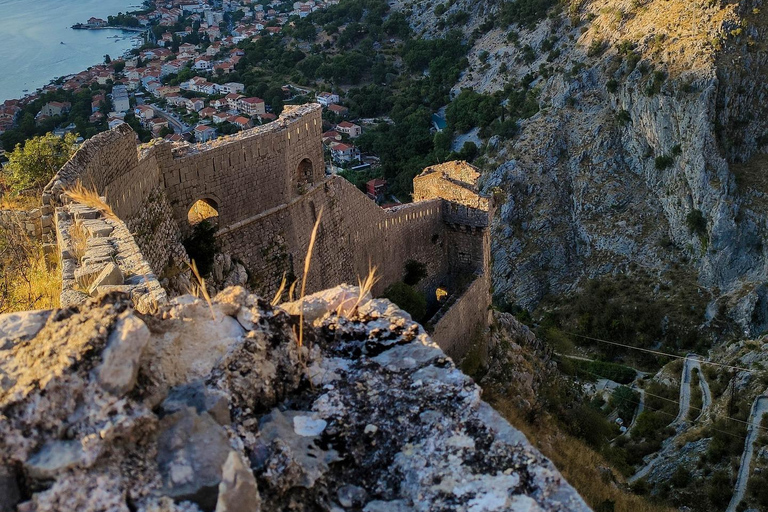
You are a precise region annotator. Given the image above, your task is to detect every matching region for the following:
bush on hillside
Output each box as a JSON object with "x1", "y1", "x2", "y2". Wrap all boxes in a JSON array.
[
  {"x1": 383, "y1": 281, "x2": 427, "y2": 321},
  {"x1": 3, "y1": 132, "x2": 77, "y2": 193}
]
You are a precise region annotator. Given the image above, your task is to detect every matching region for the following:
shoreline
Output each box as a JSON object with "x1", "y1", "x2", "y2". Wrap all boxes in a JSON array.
[
  {"x1": 2, "y1": 3, "x2": 147, "y2": 105},
  {"x1": 71, "y1": 24, "x2": 147, "y2": 33}
]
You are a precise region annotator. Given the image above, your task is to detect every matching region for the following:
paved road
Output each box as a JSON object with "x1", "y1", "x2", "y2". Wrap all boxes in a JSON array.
[
  {"x1": 149, "y1": 104, "x2": 189, "y2": 134},
  {"x1": 629, "y1": 354, "x2": 709, "y2": 484},
  {"x1": 690, "y1": 356, "x2": 712, "y2": 421},
  {"x1": 726, "y1": 394, "x2": 768, "y2": 512}
]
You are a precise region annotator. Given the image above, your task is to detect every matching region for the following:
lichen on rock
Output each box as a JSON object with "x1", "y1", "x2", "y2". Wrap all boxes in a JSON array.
[{"x1": 0, "y1": 286, "x2": 590, "y2": 512}]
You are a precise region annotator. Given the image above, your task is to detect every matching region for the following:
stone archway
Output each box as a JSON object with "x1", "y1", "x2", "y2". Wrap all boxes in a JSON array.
[
  {"x1": 188, "y1": 197, "x2": 219, "y2": 227},
  {"x1": 295, "y1": 158, "x2": 314, "y2": 194}
]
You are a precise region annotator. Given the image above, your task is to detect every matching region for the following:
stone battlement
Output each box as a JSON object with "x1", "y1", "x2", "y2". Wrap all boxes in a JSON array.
[{"x1": 35, "y1": 103, "x2": 492, "y2": 359}]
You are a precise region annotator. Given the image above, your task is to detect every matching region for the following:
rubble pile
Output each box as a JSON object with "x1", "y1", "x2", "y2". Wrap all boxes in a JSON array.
[{"x1": 0, "y1": 285, "x2": 589, "y2": 512}]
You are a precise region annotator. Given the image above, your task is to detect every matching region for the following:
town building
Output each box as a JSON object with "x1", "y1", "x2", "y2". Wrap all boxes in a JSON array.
[
  {"x1": 336, "y1": 121, "x2": 361, "y2": 138},
  {"x1": 316, "y1": 92, "x2": 339, "y2": 107}
]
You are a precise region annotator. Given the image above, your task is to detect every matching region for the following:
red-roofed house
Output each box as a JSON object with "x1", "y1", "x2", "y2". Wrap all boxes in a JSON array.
[
  {"x1": 237, "y1": 97, "x2": 265, "y2": 116},
  {"x1": 336, "y1": 121, "x2": 361, "y2": 138},
  {"x1": 194, "y1": 124, "x2": 217, "y2": 142},
  {"x1": 330, "y1": 142, "x2": 360, "y2": 164}
]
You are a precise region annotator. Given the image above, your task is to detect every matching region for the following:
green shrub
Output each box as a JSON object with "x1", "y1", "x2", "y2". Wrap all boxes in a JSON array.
[
  {"x1": 606, "y1": 79, "x2": 619, "y2": 93},
  {"x1": 587, "y1": 38, "x2": 606, "y2": 57},
  {"x1": 403, "y1": 259, "x2": 427, "y2": 285},
  {"x1": 686, "y1": 209, "x2": 707, "y2": 236},
  {"x1": 610, "y1": 386, "x2": 639, "y2": 421},
  {"x1": 383, "y1": 281, "x2": 427, "y2": 321},
  {"x1": 571, "y1": 359, "x2": 637, "y2": 384},
  {"x1": 616, "y1": 109, "x2": 631, "y2": 125},
  {"x1": 655, "y1": 155, "x2": 674, "y2": 169},
  {"x1": 3, "y1": 132, "x2": 77, "y2": 193}
]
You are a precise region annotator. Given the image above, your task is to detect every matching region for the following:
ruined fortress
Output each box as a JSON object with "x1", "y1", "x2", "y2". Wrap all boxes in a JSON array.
[{"x1": 7, "y1": 103, "x2": 492, "y2": 358}]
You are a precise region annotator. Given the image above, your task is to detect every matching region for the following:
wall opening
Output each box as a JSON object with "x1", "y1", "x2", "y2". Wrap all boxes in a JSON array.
[
  {"x1": 188, "y1": 198, "x2": 219, "y2": 227},
  {"x1": 296, "y1": 158, "x2": 314, "y2": 194}
]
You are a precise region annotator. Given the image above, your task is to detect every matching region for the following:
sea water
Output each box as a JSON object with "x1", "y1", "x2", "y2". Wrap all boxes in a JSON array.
[{"x1": 0, "y1": 0, "x2": 141, "y2": 103}]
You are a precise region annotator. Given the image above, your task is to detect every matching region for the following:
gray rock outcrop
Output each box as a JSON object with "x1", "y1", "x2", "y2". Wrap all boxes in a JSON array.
[{"x1": 0, "y1": 286, "x2": 590, "y2": 512}]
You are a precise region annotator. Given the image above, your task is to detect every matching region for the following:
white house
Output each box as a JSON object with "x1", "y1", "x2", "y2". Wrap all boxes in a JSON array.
[
  {"x1": 330, "y1": 142, "x2": 360, "y2": 164},
  {"x1": 316, "y1": 92, "x2": 339, "y2": 107},
  {"x1": 194, "y1": 124, "x2": 217, "y2": 142}
]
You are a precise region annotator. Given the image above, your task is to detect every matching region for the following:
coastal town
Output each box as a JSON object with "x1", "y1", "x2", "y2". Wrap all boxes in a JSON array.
[{"x1": 0, "y1": 0, "x2": 385, "y2": 181}]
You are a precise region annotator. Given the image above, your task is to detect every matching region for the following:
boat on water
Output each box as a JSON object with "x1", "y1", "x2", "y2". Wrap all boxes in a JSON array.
[{"x1": 60, "y1": 41, "x2": 65, "y2": 45}]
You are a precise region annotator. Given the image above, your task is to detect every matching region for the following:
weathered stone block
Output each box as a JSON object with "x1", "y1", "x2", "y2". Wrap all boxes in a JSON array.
[
  {"x1": 96, "y1": 314, "x2": 149, "y2": 396},
  {"x1": 88, "y1": 262, "x2": 123, "y2": 296}
]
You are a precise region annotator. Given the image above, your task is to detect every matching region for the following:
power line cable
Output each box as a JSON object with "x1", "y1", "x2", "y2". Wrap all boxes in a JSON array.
[
  {"x1": 562, "y1": 331, "x2": 757, "y2": 374},
  {"x1": 562, "y1": 362, "x2": 768, "y2": 437}
]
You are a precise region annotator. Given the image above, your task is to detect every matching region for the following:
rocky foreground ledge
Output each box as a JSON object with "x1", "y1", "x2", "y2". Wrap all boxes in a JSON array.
[{"x1": 0, "y1": 286, "x2": 590, "y2": 512}]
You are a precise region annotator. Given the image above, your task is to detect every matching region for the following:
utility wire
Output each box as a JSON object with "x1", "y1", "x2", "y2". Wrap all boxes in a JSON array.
[
  {"x1": 565, "y1": 363, "x2": 768, "y2": 437},
  {"x1": 562, "y1": 331, "x2": 758, "y2": 374}
]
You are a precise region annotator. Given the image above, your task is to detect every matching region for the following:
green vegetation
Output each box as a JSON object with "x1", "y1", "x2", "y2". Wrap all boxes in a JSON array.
[
  {"x1": 383, "y1": 281, "x2": 427, "y2": 321},
  {"x1": 654, "y1": 155, "x2": 674, "y2": 170},
  {"x1": 403, "y1": 259, "x2": 427, "y2": 286},
  {"x1": 182, "y1": 220, "x2": 219, "y2": 277},
  {"x1": 537, "y1": 273, "x2": 707, "y2": 366},
  {"x1": 645, "y1": 70, "x2": 667, "y2": 96},
  {"x1": 561, "y1": 358, "x2": 637, "y2": 384},
  {"x1": 611, "y1": 386, "x2": 639, "y2": 422},
  {"x1": 686, "y1": 209, "x2": 707, "y2": 236},
  {"x1": 2, "y1": 133, "x2": 77, "y2": 193},
  {"x1": 1, "y1": 88, "x2": 108, "y2": 152}
]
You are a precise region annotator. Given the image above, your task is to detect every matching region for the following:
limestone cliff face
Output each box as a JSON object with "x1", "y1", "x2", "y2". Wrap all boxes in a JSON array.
[
  {"x1": 0, "y1": 287, "x2": 589, "y2": 512},
  {"x1": 403, "y1": 0, "x2": 768, "y2": 334}
]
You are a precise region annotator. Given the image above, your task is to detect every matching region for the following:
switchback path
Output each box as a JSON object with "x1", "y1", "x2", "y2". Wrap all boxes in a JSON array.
[
  {"x1": 690, "y1": 356, "x2": 712, "y2": 421},
  {"x1": 726, "y1": 394, "x2": 768, "y2": 512},
  {"x1": 629, "y1": 354, "x2": 710, "y2": 484}
]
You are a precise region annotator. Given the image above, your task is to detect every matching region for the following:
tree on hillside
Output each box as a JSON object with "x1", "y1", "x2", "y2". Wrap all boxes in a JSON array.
[{"x1": 2, "y1": 133, "x2": 78, "y2": 193}]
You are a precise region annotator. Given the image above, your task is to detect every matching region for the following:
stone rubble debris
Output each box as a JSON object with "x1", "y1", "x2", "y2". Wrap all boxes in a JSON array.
[{"x1": 0, "y1": 286, "x2": 591, "y2": 512}]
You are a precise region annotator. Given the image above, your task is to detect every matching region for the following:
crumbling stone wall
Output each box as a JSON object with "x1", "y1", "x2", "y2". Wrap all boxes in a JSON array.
[
  {"x1": 54, "y1": 202, "x2": 166, "y2": 312},
  {"x1": 429, "y1": 273, "x2": 492, "y2": 357},
  {"x1": 414, "y1": 161, "x2": 491, "y2": 210},
  {"x1": 0, "y1": 206, "x2": 53, "y2": 239},
  {"x1": 37, "y1": 104, "x2": 493, "y2": 359},
  {"x1": 217, "y1": 177, "x2": 450, "y2": 300},
  {"x1": 160, "y1": 104, "x2": 324, "y2": 231},
  {"x1": 41, "y1": 124, "x2": 188, "y2": 281}
]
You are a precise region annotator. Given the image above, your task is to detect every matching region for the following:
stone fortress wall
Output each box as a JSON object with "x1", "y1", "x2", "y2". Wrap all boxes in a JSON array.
[{"x1": 33, "y1": 103, "x2": 492, "y2": 359}]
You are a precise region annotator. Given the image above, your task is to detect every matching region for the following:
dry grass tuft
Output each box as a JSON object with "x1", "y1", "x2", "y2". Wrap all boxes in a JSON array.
[
  {"x1": 0, "y1": 221, "x2": 59, "y2": 313},
  {"x1": 297, "y1": 208, "x2": 323, "y2": 351},
  {"x1": 188, "y1": 260, "x2": 216, "y2": 320},
  {"x1": 271, "y1": 272, "x2": 288, "y2": 306},
  {"x1": 64, "y1": 182, "x2": 117, "y2": 221}
]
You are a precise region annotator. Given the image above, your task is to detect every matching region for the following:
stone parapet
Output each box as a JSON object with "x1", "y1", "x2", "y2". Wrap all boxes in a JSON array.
[{"x1": 55, "y1": 202, "x2": 166, "y2": 313}]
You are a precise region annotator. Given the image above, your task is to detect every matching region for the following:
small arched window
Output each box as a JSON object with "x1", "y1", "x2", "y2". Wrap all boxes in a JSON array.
[{"x1": 296, "y1": 158, "x2": 314, "y2": 193}]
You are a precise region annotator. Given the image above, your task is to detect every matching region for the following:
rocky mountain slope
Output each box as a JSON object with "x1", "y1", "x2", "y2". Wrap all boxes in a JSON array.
[{"x1": 402, "y1": 0, "x2": 768, "y2": 335}]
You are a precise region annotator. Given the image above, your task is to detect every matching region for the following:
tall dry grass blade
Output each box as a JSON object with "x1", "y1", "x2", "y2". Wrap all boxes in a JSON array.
[
  {"x1": 271, "y1": 272, "x2": 288, "y2": 306},
  {"x1": 188, "y1": 260, "x2": 216, "y2": 320},
  {"x1": 297, "y1": 207, "x2": 323, "y2": 350},
  {"x1": 63, "y1": 182, "x2": 117, "y2": 221},
  {"x1": 288, "y1": 280, "x2": 298, "y2": 302}
]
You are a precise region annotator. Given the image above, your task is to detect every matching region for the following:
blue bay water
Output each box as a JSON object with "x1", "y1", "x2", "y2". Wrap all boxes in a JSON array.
[{"x1": 0, "y1": 0, "x2": 141, "y2": 103}]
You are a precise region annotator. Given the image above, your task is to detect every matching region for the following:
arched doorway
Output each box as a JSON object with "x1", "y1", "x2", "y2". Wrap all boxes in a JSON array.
[
  {"x1": 296, "y1": 158, "x2": 314, "y2": 194},
  {"x1": 188, "y1": 198, "x2": 219, "y2": 227}
]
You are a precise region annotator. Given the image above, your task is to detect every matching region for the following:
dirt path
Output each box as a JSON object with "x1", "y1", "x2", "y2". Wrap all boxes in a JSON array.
[{"x1": 726, "y1": 394, "x2": 768, "y2": 512}]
